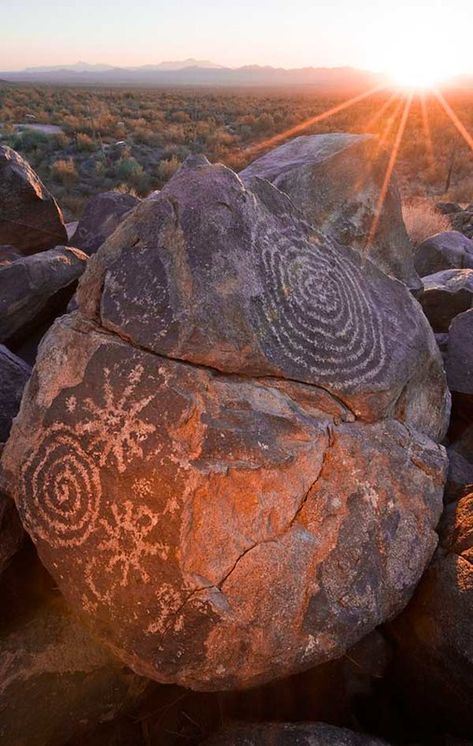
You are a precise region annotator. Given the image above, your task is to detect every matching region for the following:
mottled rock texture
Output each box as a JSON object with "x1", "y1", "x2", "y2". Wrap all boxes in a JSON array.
[
  {"x1": 0, "y1": 246, "x2": 87, "y2": 362},
  {"x1": 204, "y1": 722, "x2": 388, "y2": 745},
  {"x1": 388, "y1": 491, "x2": 473, "y2": 736},
  {"x1": 0, "y1": 593, "x2": 146, "y2": 746},
  {"x1": 414, "y1": 231, "x2": 473, "y2": 277},
  {"x1": 1, "y1": 156, "x2": 449, "y2": 691},
  {"x1": 71, "y1": 191, "x2": 140, "y2": 255},
  {"x1": 0, "y1": 145, "x2": 67, "y2": 254},
  {"x1": 418, "y1": 269, "x2": 473, "y2": 333},
  {"x1": 0, "y1": 344, "x2": 31, "y2": 442},
  {"x1": 240, "y1": 133, "x2": 420, "y2": 291}
]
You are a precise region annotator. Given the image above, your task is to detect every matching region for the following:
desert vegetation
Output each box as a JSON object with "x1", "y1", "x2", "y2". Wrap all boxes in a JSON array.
[{"x1": 0, "y1": 82, "x2": 472, "y2": 220}]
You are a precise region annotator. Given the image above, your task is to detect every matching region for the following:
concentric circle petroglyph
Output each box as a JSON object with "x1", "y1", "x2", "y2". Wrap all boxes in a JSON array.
[
  {"x1": 19, "y1": 425, "x2": 101, "y2": 548},
  {"x1": 253, "y1": 223, "x2": 387, "y2": 388}
]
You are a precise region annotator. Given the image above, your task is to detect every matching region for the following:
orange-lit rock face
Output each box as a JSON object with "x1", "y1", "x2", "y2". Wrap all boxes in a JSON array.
[{"x1": 2, "y1": 155, "x2": 449, "y2": 690}]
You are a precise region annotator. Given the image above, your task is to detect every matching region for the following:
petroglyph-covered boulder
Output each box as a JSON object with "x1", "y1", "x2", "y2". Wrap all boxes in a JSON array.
[
  {"x1": 1, "y1": 156, "x2": 449, "y2": 691},
  {"x1": 240, "y1": 134, "x2": 420, "y2": 291},
  {"x1": 0, "y1": 145, "x2": 67, "y2": 255}
]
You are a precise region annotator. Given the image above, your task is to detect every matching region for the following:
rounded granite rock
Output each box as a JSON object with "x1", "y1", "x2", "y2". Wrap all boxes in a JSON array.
[{"x1": 1, "y1": 155, "x2": 449, "y2": 691}]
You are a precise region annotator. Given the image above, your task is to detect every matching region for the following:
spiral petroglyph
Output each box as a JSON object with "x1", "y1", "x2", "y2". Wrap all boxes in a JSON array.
[
  {"x1": 19, "y1": 425, "x2": 101, "y2": 548},
  {"x1": 253, "y1": 222, "x2": 387, "y2": 388}
]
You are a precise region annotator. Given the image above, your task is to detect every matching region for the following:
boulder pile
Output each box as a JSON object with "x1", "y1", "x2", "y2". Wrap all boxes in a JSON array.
[{"x1": 0, "y1": 137, "x2": 471, "y2": 744}]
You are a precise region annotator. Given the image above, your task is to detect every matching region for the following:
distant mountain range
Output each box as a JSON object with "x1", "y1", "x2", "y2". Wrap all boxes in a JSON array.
[
  {"x1": 0, "y1": 60, "x2": 385, "y2": 89},
  {"x1": 1, "y1": 61, "x2": 471, "y2": 89}
]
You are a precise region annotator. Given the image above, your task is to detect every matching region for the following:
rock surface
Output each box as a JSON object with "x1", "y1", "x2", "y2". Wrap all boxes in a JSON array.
[
  {"x1": 0, "y1": 145, "x2": 67, "y2": 254},
  {"x1": 71, "y1": 191, "x2": 140, "y2": 255},
  {"x1": 204, "y1": 722, "x2": 388, "y2": 745},
  {"x1": 81, "y1": 156, "x2": 448, "y2": 437},
  {"x1": 0, "y1": 592, "x2": 147, "y2": 746},
  {"x1": 418, "y1": 269, "x2": 473, "y2": 332},
  {"x1": 240, "y1": 133, "x2": 420, "y2": 291},
  {"x1": 0, "y1": 245, "x2": 87, "y2": 346},
  {"x1": 448, "y1": 426, "x2": 473, "y2": 495},
  {"x1": 1, "y1": 157, "x2": 449, "y2": 691},
  {"x1": 0, "y1": 492, "x2": 23, "y2": 576},
  {"x1": 414, "y1": 231, "x2": 473, "y2": 276},
  {"x1": 446, "y1": 309, "x2": 473, "y2": 395},
  {"x1": 0, "y1": 344, "x2": 31, "y2": 442},
  {"x1": 387, "y1": 491, "x2": 473, "y2": 736}
]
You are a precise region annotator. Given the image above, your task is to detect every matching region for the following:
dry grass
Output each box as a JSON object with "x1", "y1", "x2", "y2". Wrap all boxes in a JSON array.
[{"x1": 402, "y1": 200, "x2": 451, "y2": 246}]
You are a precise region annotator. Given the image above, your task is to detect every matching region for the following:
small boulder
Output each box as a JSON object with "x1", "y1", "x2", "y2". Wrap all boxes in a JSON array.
[
  {"x1": 446, "y1": 309, "x2": 473, "y2": 396},
  {"x1": 414, "y1": 231, "x2": 473, "y2": 276},
  {"x1": 418, "y1": 269, "x2": 473, "y2": 332},
  {"x1": 240, "y1": 133, "x2": 420, "y2": 291},
  {"x1": 387, "y1": 490, "x2": 473, "y2": 736},
  {"x1": 0, "y1": 245, "x2": 87, "y2": 352},
  {"x1": 0, "y1": 345, "x2": 31, "y2": 442},
  {"x1": 447, "y1": 426, "x2": 473, "y2": 496},
  {"x1": 71, "y1": 191, "x2": 140, "y2": 255},
  {"x1": 203, "y1": 722, "x2": 388, "y2": 745},
  {"x1": 0, "y1": 145, "x2": 67, "y2": 254}
]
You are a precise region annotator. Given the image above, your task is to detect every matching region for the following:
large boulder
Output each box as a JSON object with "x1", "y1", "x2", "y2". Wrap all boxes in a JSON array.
[
  {"x1": 0, "y1": 145, "x2": 67, "y2": 254},
  {"x1": 418, "y1": 269, "x2": 473, "y2": 332},
  {"x1": 0, "y1": 245, "x2": 87, "y2": 351},
  {"x1": 70, "y1": 191, "x2": 140, "y2": 255},
  {"x1": 0, "y1": 344, "x2": 31, "y2": 442},
  {"x1": 1, "y1": 156, "x2": 449, "y2": 691},
  {"x1": 446, "y1": 309, "x2": 473, "y2": 396},
  {"x1": 204, "y1": 722, "x2": 388, "y2": 745},
  {"x1": 0, "y1": 591, "x2": 146, "y2": 746},
  {"x1": 239, "y1": 133, "x2": 420, "y2": 291},
  {"x1": 387, "y1": 491, "x2": 473, "y2": 736},
  {"x1": 414, "y1": 231, "x2": 473, "y2": 277}
]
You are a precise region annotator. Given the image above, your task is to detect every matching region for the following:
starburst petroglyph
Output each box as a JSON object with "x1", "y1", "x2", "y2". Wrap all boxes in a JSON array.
[
  {"x1": 76, "y1": 364, "x2": 157, "y2": 473},
  {"x1": 85, "y1": 498, "x2": 169, "y2": 603}
]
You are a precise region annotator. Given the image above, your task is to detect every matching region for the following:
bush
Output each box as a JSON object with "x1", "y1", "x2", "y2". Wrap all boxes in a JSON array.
[
  {"x1": 156, "y1": 155, "x2": 181, "y2": 183},
  {"x1": 76, "y1": 132, "x2": 96, "y2": 152},
  {"x1": 402, "y1": 200, "x2": 450, "y2": 246},
  {"x1": 50, "y1": 158, "x2": 78, "y2": 186}
]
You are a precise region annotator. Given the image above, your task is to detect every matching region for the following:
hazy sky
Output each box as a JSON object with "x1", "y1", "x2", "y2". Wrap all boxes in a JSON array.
[{"x1": 0, "y1": 0, "x2": 471, "y2": 75}]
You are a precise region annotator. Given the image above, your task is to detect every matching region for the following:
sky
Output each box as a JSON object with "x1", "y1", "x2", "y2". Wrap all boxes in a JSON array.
[{"x1": 0, "y1": 0, "x2": 471, "y2": 77}]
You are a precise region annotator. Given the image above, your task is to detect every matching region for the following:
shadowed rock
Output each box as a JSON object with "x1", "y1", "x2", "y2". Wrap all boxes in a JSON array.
[
  {"x1": 0, "y1": 492, "x2": 23, "y2": 576},
  {"x1": 387, "y1": 490, "x2": 473, "y2": 736},
  {"x1": 0, "y1": 245, "x2": 87, "y2": 349},
  {"x1": 447, "y1": 425, "x2": 473, "y2": 495},
  {"x1": 0, "y1": 591, "x2": 147, "y2": 746},
  {"x1": 240, "y1": 133, "x2": 420, "y2": 291},
  {"x1": 0, "y1": 345, "x2": 31, "y2": 442},
  {"x1": 203, "y1": 722, "x2": 389, "y2": 745},
  {"x1": 0, "y1": 145, "x2": 67, "y2": 254},
  {"x1": 1, "y1": 157, "x2": 449, "y2": 691},
  {"x1": 414, "y1": 231, "x2": 473, "y2": 277},
  {"x1": 446, "y1": 309, "x2": 473, "y2": 396},
  {"x1": 71, "y1": 191, "x2": 140, "y2": 255},
  {"x1": 418, "y1": 269, "x2": 473, "y2": 333}
]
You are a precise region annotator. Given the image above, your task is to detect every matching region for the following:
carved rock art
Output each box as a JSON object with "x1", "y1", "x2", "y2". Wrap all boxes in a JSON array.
[{"x1": 2, "y1": 154, "x2": 449, "y2": 690}]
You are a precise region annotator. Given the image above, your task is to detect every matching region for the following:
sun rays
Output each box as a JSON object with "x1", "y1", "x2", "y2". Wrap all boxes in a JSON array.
[{"x1": 242, "y1": 80, "x2": 473, "y2": 249}]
